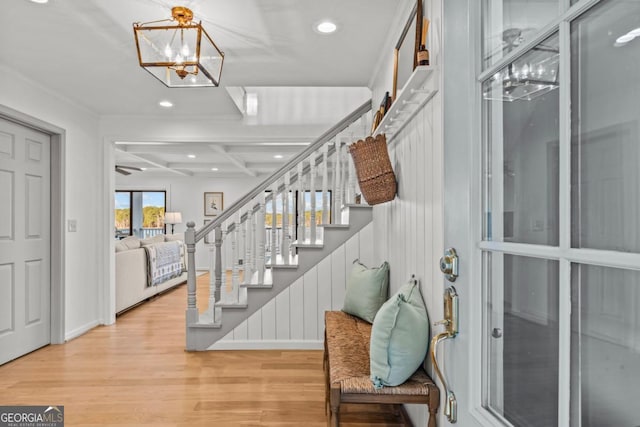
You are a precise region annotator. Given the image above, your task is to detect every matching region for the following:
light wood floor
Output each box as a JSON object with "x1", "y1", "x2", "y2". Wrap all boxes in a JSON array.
[{"x1": 0, "y1": 274, "x2": 406, "y2": 426}]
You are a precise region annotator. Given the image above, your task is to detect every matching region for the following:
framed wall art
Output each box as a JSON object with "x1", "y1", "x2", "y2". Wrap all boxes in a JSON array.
[
  {"x1": 392, "y1": 0, "x2": 423, "y2": 101},
  {"x1": 204, "y1": 192, "x2": 223, "y2": 217}
]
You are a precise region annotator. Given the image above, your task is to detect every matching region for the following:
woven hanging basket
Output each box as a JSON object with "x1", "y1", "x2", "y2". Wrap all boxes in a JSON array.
[{"x1": 348, "y1": 134, "x2": 397, "y2": 205}]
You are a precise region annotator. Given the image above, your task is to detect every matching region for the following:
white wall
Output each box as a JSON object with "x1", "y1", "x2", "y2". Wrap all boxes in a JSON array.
[
  {"x1": 115, "y1": 174, "x2": 263, "y2": 270},
  {"x1": 0, "y1": 65, "x2": 104, "y2": 340},
  {"x1": 367, "y1": 1, "x2": 444, "y2": 425},
  {"x1": 211, "y1": 223, "x2": 375, "y2": 349}
]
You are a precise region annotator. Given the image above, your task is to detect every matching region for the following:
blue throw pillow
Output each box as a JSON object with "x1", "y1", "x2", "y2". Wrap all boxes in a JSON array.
[
  {"x1": 370, "y1": 280, "x2": 430, "y2": 388},
  {"x1": 342, "y1": 260, "x2": 390, "y2": 323}
]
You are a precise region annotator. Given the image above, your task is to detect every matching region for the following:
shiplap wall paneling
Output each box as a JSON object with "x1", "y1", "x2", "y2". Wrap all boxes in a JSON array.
[
  {"x1": 330, "y1": 244, "x2": 346, "y2": 310},
  {"x1": 316, "y1": 255, "x2": 333, "y2": 339},
  {"x1": 232, "y1": 317, "x2": 248, "y2": 340},
  {"x1": 289, "y1": 277, "x2": 305, "y2": 341},
  {"x1": 371, "y1": 95, "x2": 444, "y2": 427},
  {"x1": 213, "y1": 223, "x2": 374, "y2": 347},
  {"x1": 302, "y1": 269, "x2": 318, "y2": 340},
  {"x1": 261, "y1": 298, "x2": 277, "y2": 340},
  {"x1": 275, "y1": 287, "x2": 290, "y2": 340}
]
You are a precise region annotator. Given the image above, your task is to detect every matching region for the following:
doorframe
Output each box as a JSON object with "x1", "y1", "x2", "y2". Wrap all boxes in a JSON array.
[{"x1": 0, "y1": 104, "x2": 66, "y2": 345}]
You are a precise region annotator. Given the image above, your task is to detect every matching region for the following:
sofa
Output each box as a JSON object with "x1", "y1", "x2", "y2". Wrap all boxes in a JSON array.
[{"x1": 115, "y1": 233, "x2": 188, "y2": 314}]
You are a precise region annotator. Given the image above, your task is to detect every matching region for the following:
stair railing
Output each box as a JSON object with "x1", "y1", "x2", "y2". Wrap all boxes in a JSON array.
[{"x1": 185, "y1": 100, "x2": 372, "y2": 328}]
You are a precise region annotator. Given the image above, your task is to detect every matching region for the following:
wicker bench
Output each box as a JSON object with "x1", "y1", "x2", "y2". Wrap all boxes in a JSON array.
[{"x1": 323, "y1": 311, "x2": 440, "y2": 427}]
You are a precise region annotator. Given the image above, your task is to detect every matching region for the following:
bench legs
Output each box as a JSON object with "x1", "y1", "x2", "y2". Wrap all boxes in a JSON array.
[{"x1": 329, "y1": 384, "x2": 341, "y2": 427}]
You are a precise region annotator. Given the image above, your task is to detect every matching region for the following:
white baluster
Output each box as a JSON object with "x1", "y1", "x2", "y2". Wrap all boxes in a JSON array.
[
  {"x1": 348, "y1": 144, "x2": 358, "y2": 204},
  {"x1": 208, "y1": 231, "x2": 216, "y2": 315},
  {"x1": 333, "y1": 139, "x2": 343, "y2": 225},
  {"x1": 281, "y1": 172, "x2": 291, "y2": 265},
  {"x1": 309, "y1": 153, "x2": 317, "y2": 244},
  {"x1": 256, "y1": 193, "x2": 266, "y2": 284},
  {"x1": 243, "y1": 206, "x2": 253, "y2": 285},
  {"x1": 270, "y1": 181, "x2": 278, "y2": 265},
  {"x1": 297, "y1": 162, "x2": 306, "y2": 242},
  {"x1": 219, "y1": 226, "x2": 228, "y2": 302},
  {"x1": 231, "y1": 213, "x2": 240, "y2": 303},
  {"x1": 322, "y1": 143, "x2": 330, "y2": 225}
]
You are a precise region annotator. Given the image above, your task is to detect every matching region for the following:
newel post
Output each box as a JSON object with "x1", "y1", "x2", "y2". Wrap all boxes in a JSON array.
[{"x1": 185, "y1": 221, "x2": 198, "y2": 349}]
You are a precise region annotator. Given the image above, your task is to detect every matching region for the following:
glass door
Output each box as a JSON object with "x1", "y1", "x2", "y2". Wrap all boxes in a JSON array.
[{"x1": 478, "y1": 1, "x2": 640, "y2": 426}]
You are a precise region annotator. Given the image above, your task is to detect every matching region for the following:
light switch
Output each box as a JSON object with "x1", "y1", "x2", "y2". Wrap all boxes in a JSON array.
[{"x1": 68, "y1": 219, "x2": 77, "y2": 232}]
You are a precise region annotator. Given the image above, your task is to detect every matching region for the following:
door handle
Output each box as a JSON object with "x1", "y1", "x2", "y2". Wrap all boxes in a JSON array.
[{"x1": 431, "y1": 286, "x2": 458, "y2": 423}]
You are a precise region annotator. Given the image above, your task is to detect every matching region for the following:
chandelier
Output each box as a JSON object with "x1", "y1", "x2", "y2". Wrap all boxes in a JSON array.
[
  {"x1": 483, "y1": 42, "x2": 559, "y2": 102},
  {"x1": 133, "y1": 6, "x2": 224, "y2": 88}
]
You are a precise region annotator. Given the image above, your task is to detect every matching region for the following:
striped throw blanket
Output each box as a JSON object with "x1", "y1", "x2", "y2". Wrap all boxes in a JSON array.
[{"x1": 144, "y1": 241, "x2": 183, "y2": 287}]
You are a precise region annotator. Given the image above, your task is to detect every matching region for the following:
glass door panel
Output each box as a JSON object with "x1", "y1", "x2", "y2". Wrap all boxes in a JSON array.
[
  {"x1": 570, "y1": 264, "x2": 640, "y2": 426},
  {"x1": 485, "y1": 253, "x2": 560, "y2": 426},
  {"x1": 482, "y1": 34, "x2": 560, "y2": 245},
  {"x1": 570, "y1": 0, "x2": 640, "y2": 253}
]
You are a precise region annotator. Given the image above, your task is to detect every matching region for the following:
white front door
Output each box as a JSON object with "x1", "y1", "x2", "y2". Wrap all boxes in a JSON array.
[
  {"x1": 0, "y1": 117, "x2": 51, "y2": 365},
  {"x1": 444, "y1": 1, "x2": 640, "y2": 426}
]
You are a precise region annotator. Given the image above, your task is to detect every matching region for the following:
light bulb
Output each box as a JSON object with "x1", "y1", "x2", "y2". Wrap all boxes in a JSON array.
[
  {"x1": 175, "y1": 54, "x2": 184, "y2": 64},
  {"x1": 164, "y1": 44, "x2": 172, "y2": 59},
  {"x1": 181, "y1": 44, "x2": 190, "y2": 57}
]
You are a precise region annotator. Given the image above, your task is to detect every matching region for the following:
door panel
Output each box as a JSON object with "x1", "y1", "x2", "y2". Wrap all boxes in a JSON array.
[
  {"x1": 0, "y1": 170, "x2": 12, "y2": 239},
  {"x1": 0, "y1": 117, "x2": 51, "y2": 365},
  {"x1": 0, "y1": 264, "x2": 14, "y2": 334}
]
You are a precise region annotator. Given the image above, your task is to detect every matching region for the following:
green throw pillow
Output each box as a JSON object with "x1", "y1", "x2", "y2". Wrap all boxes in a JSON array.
[
  {"x1": 342, "y1": 260, "x2": 390, "y2": 323},
  {"x1": 370, "y1": 280, "x2": 430, "y2": 388}
]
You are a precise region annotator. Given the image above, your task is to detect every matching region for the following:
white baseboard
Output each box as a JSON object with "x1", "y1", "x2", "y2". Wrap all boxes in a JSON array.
[
  {"x1": 207, "y1": 340, "x2": 324, "y2": 351},
  {"x1": 64, "y1": 320, "x2": 99, "y2": 342}
]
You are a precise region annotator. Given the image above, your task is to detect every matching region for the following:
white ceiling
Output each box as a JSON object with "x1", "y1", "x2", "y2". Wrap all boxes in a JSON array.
[{"x1": 2, "y1": 0, "x2": 406, "y2": 177}]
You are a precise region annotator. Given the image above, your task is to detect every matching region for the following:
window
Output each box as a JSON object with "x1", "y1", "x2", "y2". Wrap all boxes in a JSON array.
[{"x1": 114, "y1": 191, "x2": 166, "y2": 238}]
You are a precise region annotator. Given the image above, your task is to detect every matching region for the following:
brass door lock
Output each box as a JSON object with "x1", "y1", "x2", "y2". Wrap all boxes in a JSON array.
[{"x1": 439, "y1": 248, "x2": 459, "y2": 282}]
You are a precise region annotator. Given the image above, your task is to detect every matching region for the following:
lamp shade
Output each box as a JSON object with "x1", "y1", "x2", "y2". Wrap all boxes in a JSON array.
[
  {"x1": 133, "y1": 7, "x2": 224, "y2": 88},
  {"x1": 164, "y1": 212, "x2": 182, "y2": 225}
]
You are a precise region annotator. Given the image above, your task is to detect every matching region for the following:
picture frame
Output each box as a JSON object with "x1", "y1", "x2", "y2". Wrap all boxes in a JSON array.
[
  {"x1": 392, "y1": 0, "x2": 423, "y2": 101},
  {"x1": 204, "y1": 192, "x2": 223, "y2": 217}
]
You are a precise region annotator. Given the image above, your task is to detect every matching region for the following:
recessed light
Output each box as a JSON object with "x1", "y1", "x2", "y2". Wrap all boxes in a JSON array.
[
  {"x1": 273, "y1": 154, "x2": 284, "y2": 159},
  {"x1": 29, "y1": 0, "x2": 49, "y2": 3},
  {"x1": 211, "y1": 167, "x2": 219, "y2": 171},
  {"x1": 140, "y1": 167, "x2": 147, "y2": 171},
  {"x1": 187, "y1": 154, "x2": 196, "y2": 159},
  {"x1": 159, "y1": 100, "x2": 173, "y2": 108},
  {"x1": 316, "y1": 21, "x2": 337, "y2": 34}
]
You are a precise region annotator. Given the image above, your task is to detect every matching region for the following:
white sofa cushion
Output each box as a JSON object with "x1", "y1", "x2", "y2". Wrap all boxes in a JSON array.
[{"x1": 140, "y1": 235, "x2": 164, "y2": 246}]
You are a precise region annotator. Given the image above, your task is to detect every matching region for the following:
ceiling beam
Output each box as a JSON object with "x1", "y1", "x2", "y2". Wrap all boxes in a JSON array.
[
  {"x1": 115, "y1": 148, "x2": 192, "y2": 176},
  {"x1": 209, "y1": 145, "x2": 257, "y2": 177}
]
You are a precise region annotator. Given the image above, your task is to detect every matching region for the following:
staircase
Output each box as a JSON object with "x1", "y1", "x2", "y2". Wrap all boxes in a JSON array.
[{"x1": 184, "y1": 101, "x2": 374, "y2": 350}]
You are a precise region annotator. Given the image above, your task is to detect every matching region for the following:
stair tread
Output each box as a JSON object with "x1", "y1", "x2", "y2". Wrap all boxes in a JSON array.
[
  {"x1": 291, "y1": 239, "x2": 323, "y2": 248},
  {"x1": 240, "y1": 283, "x2": 273, "y2": 289},
  {"x1": 319, "y1": 223, "x2": 349, "y2": 228},
  {"x1": 345, "y1": 203, "x2": 372, "y2": 209},
  {"x1": 270, "y1": 264, "x2": 298, "y2": 269},
  {"x1": 216, "y1": 302, "x2": 248, "y2": 309},
  {"x1": 190, "y1": 313, "x2": 222, "y2": 329}
]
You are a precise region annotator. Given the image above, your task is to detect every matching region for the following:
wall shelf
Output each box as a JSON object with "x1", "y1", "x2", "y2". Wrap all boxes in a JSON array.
[{"x1": 373, "y1": 65, "x2": 439, "y2": 143}]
